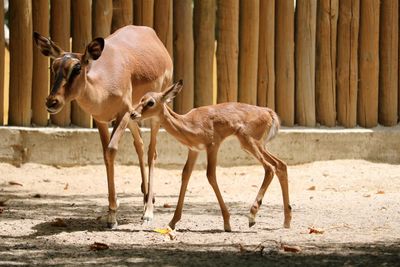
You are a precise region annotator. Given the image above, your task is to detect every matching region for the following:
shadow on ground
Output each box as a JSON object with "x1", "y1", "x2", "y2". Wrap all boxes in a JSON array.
[{"x1": 0, "y1": 239, "x2": 399, "y2": 267}]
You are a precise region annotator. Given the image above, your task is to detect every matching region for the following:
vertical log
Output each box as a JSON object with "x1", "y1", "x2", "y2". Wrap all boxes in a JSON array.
[
  {"x1": 0, "y1": 0, "x2": 4, "y2": 125},
  {"x1": 316, "y1": 0, "x2": 338, "y2": 127},
  {"x1": 112, "y1": 0, "x2": 133, "y2": 33},
  {"x1": 154, "y1": 0, "x2": 173, "y2": 56},
  {"x1": 257, "y1": 0, "x2": 275, "y2": 109},
  {"x1": 32, "y1": 0, "x2": 50, "y2": 126},
  {"x1": 216, "y1": 0, "x2": 239, "y2": 103},
  {"x1": 378, "y1": 0, "x2": 398, "y2": 126},
  {"x1": 71, "y1": 0, "x2": 92, "y2": 127},
  {"x1": 358, "y1": 0, "x2": 379, "y2": 128},
  {"x1": 275, "y1": 0, "x2": 294, "y2": 126},
  {"x1": 173, "y1": 0, "x2": 194, "y2": 113},
  {"x1": 295, "y1": 0, "x2": 317, "y2": 126},
  {"x1": 238, "y1": 0, "x2": 259, "y2": 105},
  {"x1": 337, "y1": 0, "x2": 359, "y2": 128},
  {"x1": 9, "y1": 0, "x2": 33, "y2": 126},
  {"x1": 50, "y1": 0, "x2": 71, "y2": 126},
  {"x1": 134, "y1": 0, "x2": 154, "y2": 27},
  {"x1": 93, "y1": 0, "x2": 113, "y2": 38},
  {"x1": 194, "y1": 0, "x2": 216, "y2": 107}
]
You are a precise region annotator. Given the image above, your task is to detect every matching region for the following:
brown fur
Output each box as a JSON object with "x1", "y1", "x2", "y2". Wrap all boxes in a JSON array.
[
  {"x1": 130, "y1": 82, "x2": 292, "y2": 231},
  {"x1": 34, "y1": 25, "x2": 173, "y2": 227}
]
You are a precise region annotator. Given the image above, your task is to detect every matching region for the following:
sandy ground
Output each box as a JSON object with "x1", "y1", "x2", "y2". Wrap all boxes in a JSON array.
[{"x1": 0, "y1": 160, "x2": 399, "y2": 266}]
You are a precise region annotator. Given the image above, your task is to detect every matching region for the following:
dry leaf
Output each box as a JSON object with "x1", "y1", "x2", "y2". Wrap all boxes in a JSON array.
[
  {"x1": 309, "y1": 227, "x2": 324, "y2": 234},
  {"x1": 64, "y1": 183, "x2": 69, "y2": 190},
  {"x1": 376, "y1": 190, "x2": 385, "y2": 195},
  {"x1": 50, "y1": 218, "x2": 67, "y2": 227},
  {"x1": 90, "y1": 242, "x2": 109, "y2": 251},
  {"x1": 238, "y1": 243, "x2": 249, "y2": 253},
  {"x1": 163, "y1": 203, "x2": 172, "y2": 208},
  {"x1": 9, "y1": 181, "x2": 23, "y2": 186},
  {"x1": 307, "y1": 186, "x2": 316, "y2": 191},
  {"x1": 0, "y1": 198, "x2": 10, "y2": 206},
  {"x1": 281, "y1": 244, "x2": 301, "y2": 253},
  {"x1": 154, "y1": 227, "x2": 176, "y2": 240},
  {"x1": 154, "y1": 228, "x2": 172, "y2": 235},
  {"x1": 363, "y1": 194, "x2": 371, "y2": 198}
]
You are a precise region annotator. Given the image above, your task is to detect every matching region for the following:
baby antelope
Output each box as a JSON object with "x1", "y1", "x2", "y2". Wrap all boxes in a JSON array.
[{"x1": 130, "y1": 81, "x2": 292, "y2": 232}]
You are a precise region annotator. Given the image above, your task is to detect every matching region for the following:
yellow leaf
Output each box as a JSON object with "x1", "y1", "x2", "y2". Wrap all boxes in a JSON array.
[{"x1": 154, "y1": 228, "x2": 172, "y2": 235}]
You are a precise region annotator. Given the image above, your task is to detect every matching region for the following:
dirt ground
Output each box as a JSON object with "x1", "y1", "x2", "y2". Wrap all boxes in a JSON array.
[{"x1": 0, "y1": 160, "x2": 399, "y2": 266}]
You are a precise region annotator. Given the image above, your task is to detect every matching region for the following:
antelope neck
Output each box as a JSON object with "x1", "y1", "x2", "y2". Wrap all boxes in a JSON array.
[{"x1": 160, "y1": 105, "x2": 198, "y2": 145}]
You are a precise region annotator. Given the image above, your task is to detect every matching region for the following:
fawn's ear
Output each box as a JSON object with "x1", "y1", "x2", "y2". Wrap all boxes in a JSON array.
[
  {"x1": 82, "y1": 37, "x2": 105, "y2": 64},
  {"x1": 33, "y1": 32, "x2": 63, "y2": 58},
  {"x1": 161, "y1": 80, "x2": 183, "y2": 103}
]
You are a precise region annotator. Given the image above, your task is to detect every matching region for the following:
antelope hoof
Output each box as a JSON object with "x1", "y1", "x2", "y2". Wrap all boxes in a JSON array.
[
  {"x1": 106, "y1": 210, "x2": 118, "y2": 229},
  {"x1": 284, "y1": 221, "x2": 291, "y2": 229},
  {"x1": 168, "y1": 222, "x2": 176, "y2": 230},
  {"x1": 248, "y1": 214, "x2": 256, "y2": 228},
  {"x1": 142, "y1": 207, "x2": 154, "y2": 223},
  {"x1": 224, "y1": 222, "x2": 232, "y2": 232}
]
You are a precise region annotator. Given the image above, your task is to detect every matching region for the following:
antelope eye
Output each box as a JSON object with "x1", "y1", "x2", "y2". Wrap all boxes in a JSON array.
[
  {"x1": 147, "y1": 100, "x2": 155, "y2": 107},
  {"x1": 72, "y1": 63, "x2": 81, "y2": 75}
]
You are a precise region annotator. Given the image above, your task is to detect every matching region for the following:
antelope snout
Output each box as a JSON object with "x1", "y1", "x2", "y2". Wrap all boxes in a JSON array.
[
  {"x1": 45, "y1": 96, "x2": 63, "y2": 114},
  {"x1": 130, "y1": 111, "x2": 141, "y2": 121}
]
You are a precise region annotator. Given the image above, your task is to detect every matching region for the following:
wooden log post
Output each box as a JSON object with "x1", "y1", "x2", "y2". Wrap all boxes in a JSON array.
[
  {"x1": 134, "y1": 0, "x2": 154, "y2": 27},
  {"x1": 316, "y1": 0, "x2": 338, "y2": 127},
  {"x1": 257, "y1": 0, "x2": 275, "y2": 109},
  {"x1": 50, "y1": 0, "x2": 71, "y2": 126},
  {"x1": 378, "y1": 0, "x2": 398, "y2": 126},
  {"x1": 154, "y1": 0, "x2": 173, "y2": 56},
  {"x1": 337, "y1": 0, "x2": 359, "y2": 128},
  {"x1": 194, "y1": 0, "x2": 216, "y2": 107},
  {"x1": 0, "y1": 0, "x2": 4, "y2": 125},
  {"x1": 275, "y1": 0, "x2": 294, "y2": 126},
  {"x1": 71, "y1": 0, "x2": 92, "y2": 127},
  {"x1": 216, "y1": 0, "x2": 239, "y2": 103},
  {"x1": 238, "y1": 0, "x2": 259, "y2": 105},
  {"x1": 93, "y1": 0, "x2": 113, "y2": 38},
  {"x1": 112, "y1": 0, "x2": 133, "y2": 33},
  {"x1": 9, "y1": 0, "x2": 33, "y2": 126},
  {"x1": 358, "y1": 0, "x2": 380, "y2": 128},
  {"x1": 173, "y1": 0, "x2": 194, "y2": 114},
  {"x1": 32, "y1": 0, "x2": 50, "y2": 126},
  {"x1": 295, "y1": 0, "x2": 316, "y2": 127}
]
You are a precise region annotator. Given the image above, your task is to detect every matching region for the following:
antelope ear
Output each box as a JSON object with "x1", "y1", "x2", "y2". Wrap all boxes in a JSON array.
[
  {"x1": 82, "y1": 37, "x2": 105, "y2": 64},
  {"x1": 162, "y1": 80, "x2": 184, "y2": 103},
  {"x1": 33, "y1": 32, "x2": 63, "y2": 58}
]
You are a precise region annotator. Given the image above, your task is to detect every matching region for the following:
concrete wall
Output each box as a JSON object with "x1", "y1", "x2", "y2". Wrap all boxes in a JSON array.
[{"x1": 0, "y1": 126, "x2": 399, "y2": 167}]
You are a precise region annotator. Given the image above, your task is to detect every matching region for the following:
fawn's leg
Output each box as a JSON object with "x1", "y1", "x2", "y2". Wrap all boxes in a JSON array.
[
  {"x1": 206, "y1": 145, "x2": 231, "y2": 232},
  {"x1": 262, "y1": 150, "x2": 292, "y2": 228},
  {"x1": 237, "y1": 136, "x2": 275, "y2": 227},
  {"x1": 168, "y1": 149, "x2": 199, "y2": 230}
]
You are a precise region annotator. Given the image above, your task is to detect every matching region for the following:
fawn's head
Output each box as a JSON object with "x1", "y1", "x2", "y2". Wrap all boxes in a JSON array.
[
  {"x1": 131, "y1": 80, "x2": 183, "y2": 121},
  {"x1": 33, "y1": 32, "x2": 104, "y2": 114}
]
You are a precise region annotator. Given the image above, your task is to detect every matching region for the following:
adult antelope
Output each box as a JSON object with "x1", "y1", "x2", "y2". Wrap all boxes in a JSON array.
[
  {"x1": 129, "y1": 81, "x2": 292, "y2": 232},
  {"x1": 33, "y1": 25, "x2": 173, "y2": 228}
]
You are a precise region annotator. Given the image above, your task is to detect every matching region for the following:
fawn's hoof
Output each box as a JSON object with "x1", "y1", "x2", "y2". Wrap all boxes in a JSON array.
[
  {"x1": 224, "y1": 223, "x2": 232, "y2": 232},
  {"x1": 107, "y1": 221, "x2": 118, "y2": 229},
  {"x1": 248, "y1": 214, "x2": 256, "y2": 228}
]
